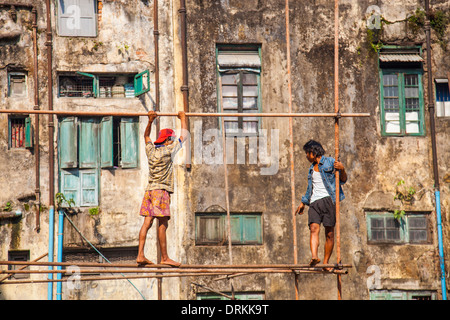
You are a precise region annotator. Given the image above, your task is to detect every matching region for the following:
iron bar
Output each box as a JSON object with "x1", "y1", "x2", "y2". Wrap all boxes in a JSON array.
[
  {"x1": 0, "y1": 268, "x2": 347, "y2": 286},
  {"x1": 0, "y1": 273, "x2": 232, "y2": 285},
  {"x1": 0, "y1": 260, "x2": 351, "y2": 269},
  {"x1": 0, "y1": 109, "x2": 370, "y2": 118},
  {"x1": 1, "y1": 268, "x2": 349, "y2": 275}
]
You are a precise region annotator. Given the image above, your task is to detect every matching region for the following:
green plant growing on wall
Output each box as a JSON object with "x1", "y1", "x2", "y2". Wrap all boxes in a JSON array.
[
  {"x1": 407, "y1": 8, "x2": 426, "y2": 34},
  {"x1": 88, "y1": 207, "x2": 99, "y2": 216},
  {"x1": 430, "y1": 10, "x2": 449, "y2": 50},
  {"x1": 2, "y1": 201, "x2": 12, "y2": 212},
  {"x1": 393, "y1": 180, "x2": 417, "y2": 221},
  {"x1": 55, "y1": 192, "x2": 75, "y2": 210}
]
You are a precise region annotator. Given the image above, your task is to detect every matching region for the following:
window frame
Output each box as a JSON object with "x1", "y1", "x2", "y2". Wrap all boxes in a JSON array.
[
  {"x1": 366, "y1": 212, "x2": 431, "y2": 244},
  {"x1": 216, "y1": 45, "x2": 262, "y2": 136},
  {"x1": 58, "y1": 71, "x2": 149, "y2": 99},
  {"x1": 370, "y1": 290, "x2": 437, "y2": 300},
  {"x1": 8, "y1": 116, "x2": 33, "y2": 149},
  {"x1": 195, "y1": 212, "x2": 263, "y2": 246},
  {"x1": 8, "y1": 250, "x2": 31, "y2": 280},
  {"x1": 379, "y1": 69, "x2": 425, "y2": 136},
  {"x1": 8, "y1": 72, "x2": 27, "y2": 98},
  {"x1": 57, "y1": 0, "x2": 98, "y2": 38},
  {"x1": 435, "y1": 79, "x2": 450, "y2": 117},
  {"x1": 58, "y1": 116, "x2": 139, "y2": 207}
]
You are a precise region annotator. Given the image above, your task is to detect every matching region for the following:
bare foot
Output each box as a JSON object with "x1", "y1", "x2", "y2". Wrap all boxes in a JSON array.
[
  {"x1": 309, "y1": 258, "x2": 321, "y2": 266},
  {"x1": 136, "y1": 257, "x2": 154, "y2": 266},
  {"x1": 161, "y1": 258, "x2": 181, "y2": 267}
]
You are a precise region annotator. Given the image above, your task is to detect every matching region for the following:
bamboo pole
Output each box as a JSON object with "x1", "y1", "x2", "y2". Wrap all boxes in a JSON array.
[
  {"x1": 0, "y1": 109, "x2": 370, "y2": 118},
  {"x1": 285, "y1": 0, "x2": 299, "y2": 300}
]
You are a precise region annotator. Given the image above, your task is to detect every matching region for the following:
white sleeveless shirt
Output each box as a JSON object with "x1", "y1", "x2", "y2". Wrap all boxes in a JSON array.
[{"x1": 310, "y1": 170, "x2": 330, "y2": 203}]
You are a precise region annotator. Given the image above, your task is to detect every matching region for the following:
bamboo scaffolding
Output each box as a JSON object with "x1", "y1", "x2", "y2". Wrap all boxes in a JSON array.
[{"x1": 0, "y1": 109, "x2": 369, "y2": 118}]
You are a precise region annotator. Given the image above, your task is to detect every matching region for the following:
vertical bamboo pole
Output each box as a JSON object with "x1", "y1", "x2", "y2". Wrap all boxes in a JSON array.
[
  {"x1": 285, "y1": 0, "x2": 299, "y2": 300},
  {"x1": 219, "y1": 77, "x2": 235, "y2": 299},
  {"x1": 154, "y1": 0, "x2": 162, "y2": 301},
  {"x1": 334, "y1": 0, "x2": 342, "y2": 300}
]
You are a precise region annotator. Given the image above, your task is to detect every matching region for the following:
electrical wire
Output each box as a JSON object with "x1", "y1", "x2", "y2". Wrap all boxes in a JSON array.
[{"x1": 62, "y1": 211, "x2": 146, "y2": 300}]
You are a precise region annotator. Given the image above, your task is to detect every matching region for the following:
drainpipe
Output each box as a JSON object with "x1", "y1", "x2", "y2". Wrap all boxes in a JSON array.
[
  {"x1": 424, "y1": 0, "x2": 447, "y2": 300},
  {"x1": 47, "y1": 206, "x2": 54, "y2": 300},
  {"x1": 45, "y1": 0, "x2": 55, "y2": 301},
  {"x1": 45, "y1": 0, "x2": 54, "y2": 208},
  {"x1": 56, "y1": 210, "x2": 64, "y2": 300},
  {"x1": 179, "y1": 0, "x2": 191, "y2": 169},
  {"x1": 32, "y1": 6, "x2": 41, "y2": 233}
]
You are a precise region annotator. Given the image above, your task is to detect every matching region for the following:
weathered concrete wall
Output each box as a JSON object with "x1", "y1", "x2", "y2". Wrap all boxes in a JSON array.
[{"x1": 0, "y1": 0, "x2": 449, "y2": 300}]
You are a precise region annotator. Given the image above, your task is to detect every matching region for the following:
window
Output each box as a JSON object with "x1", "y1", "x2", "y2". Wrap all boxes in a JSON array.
[
  {"x1": 380, "y1": 71, "x2": 424, "y2": 135},
  {"x1": 63, "y1": 246, "x2": 138, "y2": 275},
  {"x1": 8, "y1": 72, "x2": 27, "y2": 97},
  {"x1": 8, "y1": 116, "x2": 32, "y2": 149},
  {"x1": 58, "y1": 116, "x2": 139, "y2": 206},
  {"x1": 58, "y1": 71, "x2": 149, "y2": 98},
  {"x1": 8, "y1": 250, "x2": 30, "y2": 279},
  {"x1": 57, "y1": 0, "x2": 97, "y2": 37},
  {"x1": 197, "y1": 292, "x2": 264, "y2": 300},
  {"x1": 378, "y1": 47, "x2": 425, "y2": 136},
  {"x1": 366, "y1": 212, "x2": 430, "y2": 244},
  {"x1": 370, "y1": 290, "x2": 436, "y2": 300},
  {"x1": 435, "y1": 79, "x2": 450, "y2": 117},
  {"x1": 217, "y1": 46, "x2": 262, "y2": 135},
  {"x1": 195, "y1": 213, "x2": 262, "y2": 245}
]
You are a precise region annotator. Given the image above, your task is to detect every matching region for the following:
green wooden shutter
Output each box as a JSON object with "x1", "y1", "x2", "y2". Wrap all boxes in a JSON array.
[
  {"x1": 59, "y1": 117, "x2": 78, "y2": 169},
  {"x1": 230, "y1": 215, "x2": 241, "y2": 243},
  {"x1": 196, "y1": 215, "x2": 223, "y2": 244},
  {"x1": 25, "y1": 117, "x2": 33, "y2": 148},
  {"x1": 134, "y1": 70, "x2": 150, "y2": 97},
  {"x1": 100, "y1": 116, "x2": 113, "y2": 168},
  {"x1": 80, "y1": 169, "x2": 98, "y2": 206},
  {"x1": 79, "y1": 118, "x2": 98, "y2": 169},
  {"x1": 243, "y1": 215, "x2": 262, "y2": 244},
  {"x1": 120, "y1": 117, "x2": 139, "y2": 168},
  {"x1": 60, "y1": 169, "x2": 80, "y2": 206}
]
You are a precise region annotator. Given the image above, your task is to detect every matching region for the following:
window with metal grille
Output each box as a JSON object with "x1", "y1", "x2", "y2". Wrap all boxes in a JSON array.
[
  {"x1": 195, "y1": 212, "x2": 262, "y2": 245},
  {"x1": 366, "y1": 212, "x2": 430, "y2": 244},
  {"x1": 217, "y1": 45, "x2": 262, "y2": 135},
  {"x1": 58, "y1": 71, "x2": 149, "y2": 98},
  {"x1": 9, "y1": 117, "x2": 32, "y2": 149},
  {"x1": 8, "y1": 250, "x2": 30, "y2": 279},
  {"x1": 62, "y1": 246, "x2": 138, "y2": 275}
]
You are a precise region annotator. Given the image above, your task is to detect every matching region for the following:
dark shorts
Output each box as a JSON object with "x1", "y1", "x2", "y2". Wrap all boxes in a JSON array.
[{"x1": 308, "y1": 196, "x2": 336, "y2": 227}]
